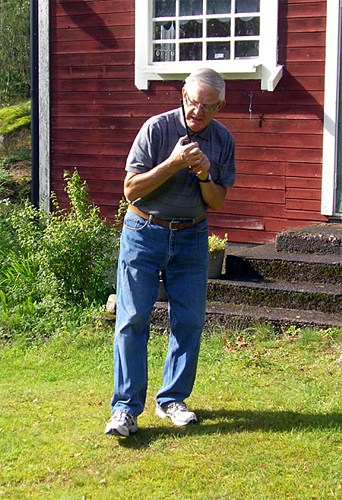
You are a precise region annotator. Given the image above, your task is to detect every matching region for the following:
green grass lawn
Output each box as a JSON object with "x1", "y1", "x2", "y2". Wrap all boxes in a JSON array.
[{"x1": 1, "y1": 322, "x2": 342, "y2": 500}]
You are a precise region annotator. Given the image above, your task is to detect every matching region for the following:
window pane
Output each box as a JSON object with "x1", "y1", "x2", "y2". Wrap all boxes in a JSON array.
[
  {"x1": 153, "y1": 0, "x2": 176, "y2": 17},
  {"x1": 180, "y1": 0, "x2": 203, "y2": 16},
  {"x1": 153, "y1": 43, "x2": 176, "y2": 61},
  {"x1": 207, "y1": 41, "x2": 230, "y2": 60},
  {"x1": 153, "y1": 21, "x2": 176, "y2": 40},
  {"x1": 207, "y1": 18, "x2": 230, "y2": 37},
  {"x1": 235, "y1": 40, "x2": 259, "y2": 58},
  {"x1": 180, "y1": 19, "x2": 203, "y2": 39},
  {"x1": 180, "y1": 42, "x2": 202, "y2": 60},
  {"x1": 235, "y1": 0, "x2": 260, "y2": 13},
  {"x1": 207, "y1": 0, "x2": 231, "y2": 15},
  {"x1": 235, "y1": 17, "x2": 259, "y2": 36}
]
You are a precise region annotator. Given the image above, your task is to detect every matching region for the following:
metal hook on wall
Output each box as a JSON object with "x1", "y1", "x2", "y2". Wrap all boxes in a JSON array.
[{"x1": 248, "y1": 92, "x2": 254, "y2": 121}]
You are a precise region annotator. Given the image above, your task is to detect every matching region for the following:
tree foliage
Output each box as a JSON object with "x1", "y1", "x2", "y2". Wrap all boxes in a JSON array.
[{"x1": 0, "y1": 0, "x2": 30, "y2": 104}]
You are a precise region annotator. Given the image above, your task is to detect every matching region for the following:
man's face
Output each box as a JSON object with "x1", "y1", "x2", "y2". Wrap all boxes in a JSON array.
[{"x1": 182, "y1": 83, "x2": 225, "y2": 133}]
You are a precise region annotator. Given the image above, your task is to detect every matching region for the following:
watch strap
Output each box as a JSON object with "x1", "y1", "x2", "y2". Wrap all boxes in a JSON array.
[{"x1": 198, "y1": 174, "x2": 211, "y2": 183}]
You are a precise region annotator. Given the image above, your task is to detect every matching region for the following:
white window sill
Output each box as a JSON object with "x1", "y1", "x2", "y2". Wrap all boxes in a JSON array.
[{"x1": 135, "y1": 63, "x2": 283, "y2": 92}]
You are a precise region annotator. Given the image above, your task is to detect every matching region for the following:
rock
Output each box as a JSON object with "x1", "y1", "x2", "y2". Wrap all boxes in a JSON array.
[{"x1": 106, "y1": 294, "x2": 117, "y2": 314}]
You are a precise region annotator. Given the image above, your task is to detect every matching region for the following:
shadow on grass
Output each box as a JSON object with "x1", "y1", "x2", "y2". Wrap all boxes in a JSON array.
[{"x1": 116, "y1": 409, "x2": 342, "y2": 449}]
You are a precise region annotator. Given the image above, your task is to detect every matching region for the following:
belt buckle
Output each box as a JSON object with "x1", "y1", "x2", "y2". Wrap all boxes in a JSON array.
[{"x1": 169, "y1": 220, "x2": 180, "y2": 231}]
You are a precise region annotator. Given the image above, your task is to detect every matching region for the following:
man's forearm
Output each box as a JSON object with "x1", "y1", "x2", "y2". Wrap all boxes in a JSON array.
[
  {"x1": 124, "y1": 159, "x2": 180, "y2": 202},
  {"x1": 199, "y1": 181, "x2": 227, "y2": 211}
]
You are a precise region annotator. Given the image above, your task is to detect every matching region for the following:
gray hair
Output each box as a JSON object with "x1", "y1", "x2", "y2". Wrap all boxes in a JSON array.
[{"x1": 184, "y1": 68, "x2": 226, "y2": 102}]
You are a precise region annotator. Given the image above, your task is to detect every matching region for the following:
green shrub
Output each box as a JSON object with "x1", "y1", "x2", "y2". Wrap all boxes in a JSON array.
[
  {"x1": 40, "y1": 170, "x2": 119, "y2": 304},
  {"x1": 0, "y1": 160, "x2": 12, "y2": 196},
  {"x1": 0, "y1": 169, "x2": 122, "y2": 337}
]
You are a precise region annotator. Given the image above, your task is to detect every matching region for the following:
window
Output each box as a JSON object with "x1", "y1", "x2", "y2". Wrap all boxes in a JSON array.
[{"x1": 135, "y1": 0, "x2": 283, "y2": 91}]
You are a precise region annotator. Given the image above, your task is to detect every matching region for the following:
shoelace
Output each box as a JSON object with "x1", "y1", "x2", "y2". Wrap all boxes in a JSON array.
[
  {"x1": 115, "y1": 412, "x2": 135, "y2": 425},
  {"x1": 125, "y1": 414, "x2": 136, "y2": 426},
  {"x1": 168, "y1": 402, "x2": 187, "y2": 413}
]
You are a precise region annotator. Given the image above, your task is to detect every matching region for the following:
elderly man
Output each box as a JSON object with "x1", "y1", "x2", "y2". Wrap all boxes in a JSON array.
[{"x1": 105, "y1": 68, "x2": 235, "y2": 437}]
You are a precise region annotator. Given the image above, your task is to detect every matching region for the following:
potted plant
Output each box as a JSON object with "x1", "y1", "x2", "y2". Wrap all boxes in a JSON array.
[{"x1": 208, "y1": 233, "x2": 228, "y2": 278}]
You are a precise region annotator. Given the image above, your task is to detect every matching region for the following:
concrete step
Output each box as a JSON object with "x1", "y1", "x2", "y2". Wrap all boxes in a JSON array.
[
  {"x1": 225, "y1": 242, "x2": 342, "y2": 285},
  {"x1": 275, "y1": 222, "x2": 342, "y2": 255},
  {"x1": 151, "y1": 234, "x2": 342, "y2": 331},
  {"x1": 151, "y1": 302, "x2": 342, "y2": 332},
  {"x1": 115, "y1": 225, "x2": 342, "y2": 332},
  {"x1": 207, "y1": 277, "x2": 342, "y2": 315}
]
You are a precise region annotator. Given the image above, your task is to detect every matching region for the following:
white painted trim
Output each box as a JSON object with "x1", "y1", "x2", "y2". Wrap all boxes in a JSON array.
[
  {"x1": 321, "y1": 0, "x2": 341, "y2": 215},
  {"x1": 38, "y1": 0, "x2": 50, "y2": 212},
  {"x1": 135, "y1": 0, "x2": 282, "y2": 91}
]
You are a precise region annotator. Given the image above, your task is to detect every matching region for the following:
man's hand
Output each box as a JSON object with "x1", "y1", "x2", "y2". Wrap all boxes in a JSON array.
[
  {"x1": 174, "y1": 138, "x2": 226, "y2": 211},
  {"x1": 169, "y1": 136, "x2": 202, "y2": 170},
  {"x1": 189, "y1": 151, "x2": 210, "y2": 180},
  {"x1": 124, "y1": 135, "x2": 226, "y2": 211},
  {"x1": 124, "y1": 136, "x2": 203, "y2": 201}
]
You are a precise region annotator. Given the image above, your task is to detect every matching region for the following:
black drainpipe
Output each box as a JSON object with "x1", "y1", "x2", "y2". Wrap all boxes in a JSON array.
[{"x1": 30, "y1": 0, "x2": 39, "y2": 208}]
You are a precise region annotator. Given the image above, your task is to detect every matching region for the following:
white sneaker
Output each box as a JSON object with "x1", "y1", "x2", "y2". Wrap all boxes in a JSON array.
[
  {"x1": 156, "y1": 401, "x2": 197, "y2": 426},
  {"x1": 105, "y1": 411, "x2": 138, "y2": 437}
]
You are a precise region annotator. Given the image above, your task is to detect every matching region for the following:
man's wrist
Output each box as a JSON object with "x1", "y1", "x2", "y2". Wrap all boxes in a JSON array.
[{"x1": 198, "y1": 173, "x2": 211, "y2": 183}]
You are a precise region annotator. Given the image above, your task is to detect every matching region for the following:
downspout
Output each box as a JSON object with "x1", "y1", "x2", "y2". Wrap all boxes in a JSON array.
[{"x1": 30, "y1": 0, "x2": 39, "y2": 208}]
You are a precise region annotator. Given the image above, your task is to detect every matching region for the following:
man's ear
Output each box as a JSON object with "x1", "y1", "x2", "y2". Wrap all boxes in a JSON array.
[{"x1": 217, "y1": 100, "x2": 226, "y2": 112}]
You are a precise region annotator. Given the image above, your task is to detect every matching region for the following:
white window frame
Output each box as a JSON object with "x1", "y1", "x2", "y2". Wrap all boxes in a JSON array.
[
  {"x1": 321, "y1": 0, "x2": 342, "y2": 216},
  {"x1": 135, "y1": 0, "x2": 283, "y2": 91}
]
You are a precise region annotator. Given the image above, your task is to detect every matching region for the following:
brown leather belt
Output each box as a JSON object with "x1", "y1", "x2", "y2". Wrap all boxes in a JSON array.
[{"x1": 128, "y1": 204, "x2": 206, "y2": 230}]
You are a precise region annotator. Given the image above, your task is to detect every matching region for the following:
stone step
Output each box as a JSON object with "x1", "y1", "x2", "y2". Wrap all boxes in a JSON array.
[
  {"x1": 207, "y1": 277, "x2": 342, "y2": 315},
  {"x1": 151, "y1": 302, "x2": 342, "y2": 332},
  {"x1": 225, "y1": 243, "x2": 342, "y2": 285},
  {"x1": 275, "y1": 223, "x2": 342, "y2": 255}
]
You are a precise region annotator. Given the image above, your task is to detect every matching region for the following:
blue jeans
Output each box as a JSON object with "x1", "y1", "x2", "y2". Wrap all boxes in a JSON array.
[{"x1": 111, "y1": 210, "x2": 209, "y2": 416}]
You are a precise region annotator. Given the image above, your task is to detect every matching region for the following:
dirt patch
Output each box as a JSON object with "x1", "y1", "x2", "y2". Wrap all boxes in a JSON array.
[
  {"x1": 0, "y1": 159, "x2": 31, "y2": 203},
  {"x1": 0, "y1": 127, "x2": 31, "y2": 203}
]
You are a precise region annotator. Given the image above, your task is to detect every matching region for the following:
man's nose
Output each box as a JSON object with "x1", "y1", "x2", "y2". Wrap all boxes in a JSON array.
[{"x1": 193, "y1": 104, "x2": 204, "y2": 116}]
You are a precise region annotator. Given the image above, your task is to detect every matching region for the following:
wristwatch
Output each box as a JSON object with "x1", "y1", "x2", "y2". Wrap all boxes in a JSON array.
[{"x1": 198, "y1": 173, "x2": 211, "y2": 183}]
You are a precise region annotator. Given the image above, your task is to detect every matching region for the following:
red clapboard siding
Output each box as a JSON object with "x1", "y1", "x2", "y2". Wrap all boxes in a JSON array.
[
  {"x1": 51, "y1": 155, "x2": 129, "y2": 169},
  {"x1": 52, "y1": 1, "x2": 134, "y2": 16},
  {"x1": 286, "y1": 163, "x2": 322, "y2": 178},
  {"x1": 286, "y1": 188, "x2": 321, "y2": 200},
  {"x1": 49, "y1": 0, "x2": 329, "y2": 245},
  {"x1": 286, "y1": 177, "x2": 322, "y2": 188},
  {"x1": 235, "y1": 174, "x2": 285, "y2": 190}
]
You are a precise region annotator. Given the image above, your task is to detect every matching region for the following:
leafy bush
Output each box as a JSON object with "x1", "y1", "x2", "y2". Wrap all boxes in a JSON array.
[
  {"x1": 0, "y1": 170, "x2": 122, "y2": 337},
  {"x1": 0, "y1": 160, "x2": 11, "y2": 195},
  {"x1": 40, "y1": 170, "x2": 119, "y2": 304}
]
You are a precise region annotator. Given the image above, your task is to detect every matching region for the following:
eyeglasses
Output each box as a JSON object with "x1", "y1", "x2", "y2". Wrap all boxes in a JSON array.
[{"x1": 184, "y1": 92, "x2": 220, "y2": 113}]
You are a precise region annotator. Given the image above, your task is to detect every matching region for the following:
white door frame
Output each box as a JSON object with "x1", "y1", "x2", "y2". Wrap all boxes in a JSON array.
[{"x1": 321, "y1": 0, "x2": 342, "y2": 216}]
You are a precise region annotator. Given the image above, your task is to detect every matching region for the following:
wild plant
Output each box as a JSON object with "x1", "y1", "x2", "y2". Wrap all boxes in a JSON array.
[
  {"x1": 0, "y1": 169, "x2": 123, "y2": 337},
  {"x1": 39, "y1": 170, "x2": 118, "y2": 304}
]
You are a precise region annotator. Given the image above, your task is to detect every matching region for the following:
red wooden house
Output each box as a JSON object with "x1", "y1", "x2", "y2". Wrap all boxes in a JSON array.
[{"x1": 35, "y1": 0, "x2": 342, "y2": 244}]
